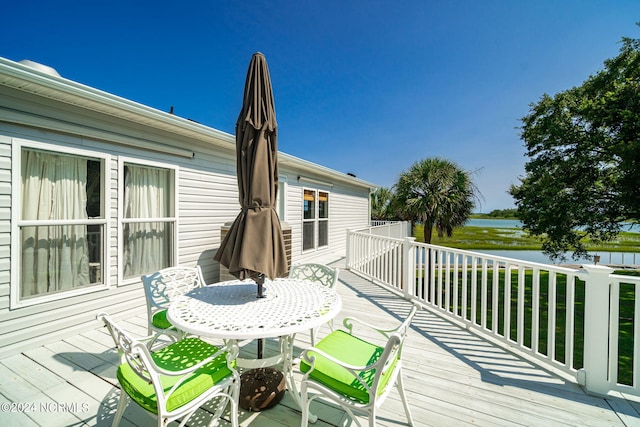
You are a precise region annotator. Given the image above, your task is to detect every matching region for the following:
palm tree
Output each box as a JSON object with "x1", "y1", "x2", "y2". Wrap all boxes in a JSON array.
[
  {"x1": 394, "y1": 158, "x2": 480, "y2": 243},
  {"x1": 370, "y1": 187, "x2": 393, "y2": 220}
]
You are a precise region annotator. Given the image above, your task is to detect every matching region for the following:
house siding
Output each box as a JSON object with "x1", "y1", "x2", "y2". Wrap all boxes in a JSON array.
[{"x1": 0, "y1": 59, "x2": 374, "y2": 358}]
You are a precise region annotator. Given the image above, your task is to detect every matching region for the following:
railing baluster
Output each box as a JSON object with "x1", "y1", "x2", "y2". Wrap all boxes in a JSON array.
[
  {"x1": 462, "y1": 255, "x2": 469, "y2": 321},
  {"x1": 532, "y1": 268, "x2": 540, "y2": 354},
  {"x1": 548, "y1": 271, "x2": 557, "y2": 361},
  {"x1": 492, "y1": 260, "x2": 500, "y2": 334},
  {"x1": 471, "y1": 256, "x2": 478, "y2": 325},
  {"x1": 481, "y1": 259, "x2": 488, "y2": 329},
  {"x1": 634, "y1": 281, "x2": 640, "y2": 387},
  {"x1": 453, "y1": 253, "x2": 459, "y2": 318},
  {"x1": 565, "y1": 273, "x2": 576, "y2": 371},
  {"x1": 445, "y1": 250, "x2": 451, "y2": 313},
  {"x1": 517, "y1": 266, "x2": 525, "y2": 347}
]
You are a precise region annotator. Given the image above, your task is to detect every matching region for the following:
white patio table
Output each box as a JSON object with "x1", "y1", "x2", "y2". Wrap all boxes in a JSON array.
[{"x1": 166, "y1": 277, "x2": 342, "y2": 417}]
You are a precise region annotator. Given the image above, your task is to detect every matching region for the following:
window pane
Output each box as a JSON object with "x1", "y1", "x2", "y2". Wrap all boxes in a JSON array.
[
  {"x1": 319, "y1": 192, "x2": 329, "y2": 219},
  {"x1": 123, "y1": 221, "x2": 172, "y2": 278},
  {"x1": 87, "y1": 224, "x2": 104, "y2": 284},
  {"x1": 303, "y1": 190, "x2": 316, "y2": 220},
  {"x1": 86, "y1": 159, "x2": 102, "y2": 218},
  {"x1": 20, "y1": 225, "x2": 93, "y2": 298},
  {"x1": 319, "y1": 220, "x2": 328, "y2": 247},
  {"x1": 124, "y1": 165, "x2": 171, "y2": 218},
  {"x1": 303, "y1": 221, "x2": 315, "y2": 251}
]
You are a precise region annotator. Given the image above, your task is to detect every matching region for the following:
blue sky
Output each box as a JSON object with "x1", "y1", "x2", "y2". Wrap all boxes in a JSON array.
[{"x1": 2, "y1": 1, "x2": 639, "y2": 211}]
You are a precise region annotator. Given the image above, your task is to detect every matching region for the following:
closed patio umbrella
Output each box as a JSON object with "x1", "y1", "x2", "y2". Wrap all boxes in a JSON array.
[{"x1": 214, "y1": 52, "x2": 288, "y2": 298}]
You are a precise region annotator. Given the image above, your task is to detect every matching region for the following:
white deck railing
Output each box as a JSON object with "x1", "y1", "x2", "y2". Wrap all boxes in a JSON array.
[{"x1": 346, "y1": 223, "x2": 640, "y2": 398}]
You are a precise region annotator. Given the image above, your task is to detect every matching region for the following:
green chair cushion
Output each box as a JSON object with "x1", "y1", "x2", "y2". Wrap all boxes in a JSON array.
[
  {"x1": 152, "y1": 309, "x2": 172, "y2": 330},
  {"x1": 300, "y1": 330, "x2": 398, "y2": 404},
  {"x1": 117, "y1": 337, "x2": 235, "y2": 414}
]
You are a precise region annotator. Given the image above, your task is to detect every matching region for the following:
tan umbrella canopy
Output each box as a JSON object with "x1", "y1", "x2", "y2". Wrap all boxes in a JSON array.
[{"x1": 215, "y1": 52, "x2": 288, "y2": 298}]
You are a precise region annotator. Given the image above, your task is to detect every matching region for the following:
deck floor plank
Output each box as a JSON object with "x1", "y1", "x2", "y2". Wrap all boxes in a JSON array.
[{"x1": 1, "y1": 263, "x2": 639, "y2": 426}]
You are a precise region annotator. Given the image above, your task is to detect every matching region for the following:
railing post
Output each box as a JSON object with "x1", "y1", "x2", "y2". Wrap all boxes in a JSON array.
[
  {"x1": 578, "y1": 264, "x2": 614, "y2": 395},
  {"x1": 402, "y1": 237, "x2": 416, "y2": 298},
  {"x1": 346, "y1": 229, "x2": 352, "y2": 269}
]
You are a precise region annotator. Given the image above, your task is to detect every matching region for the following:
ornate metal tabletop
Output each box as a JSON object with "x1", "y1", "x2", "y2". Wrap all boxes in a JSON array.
[{"x1": 167, "y1": 278, "x2": 342, "y2": 340}]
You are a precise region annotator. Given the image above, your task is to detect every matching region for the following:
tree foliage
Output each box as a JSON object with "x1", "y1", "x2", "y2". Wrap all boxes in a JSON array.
[
  {"x1": 484, "y1": 208, "x2": 519, "y2": 218},
  {"x1": 510, "y1": 34, "x2": 640, "y2": 260},
  {"x1": 394, "y1": 158, "x2": 480, "y2": 243},
  {"x1": 370, "y1": 187, "x2": 393, "y2": 220}
]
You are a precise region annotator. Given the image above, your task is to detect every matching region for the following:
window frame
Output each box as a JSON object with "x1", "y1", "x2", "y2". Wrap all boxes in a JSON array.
[
  {"x1": 10, "y1": 138, "x2": 111, "y2": 308},
  {"x1": 301, "y1": 187, "x2": 330, "y2": 252},
  {"x1": 117, "y1": 156, "x2": 179, "y2": 285}
]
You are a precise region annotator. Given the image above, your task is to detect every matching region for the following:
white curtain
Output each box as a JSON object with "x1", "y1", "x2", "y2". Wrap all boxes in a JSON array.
[
  {"x1": 21, "y1": 150, "x2": 90, "y2": 298},
  {"x1": 123, "y1": 165, "x2": 170, "y2": 278}
]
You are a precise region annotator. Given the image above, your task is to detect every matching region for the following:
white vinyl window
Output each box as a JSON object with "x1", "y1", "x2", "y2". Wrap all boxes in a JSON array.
[
  {"x1": 12, "y1": 141, "x2": 110, "y2": 307},
  {"x1": 119, "y1": 158, "x2": 178, "y2": 282},
  {"x1": 302, "y1": 188, "x2": 329, "y2": 251}
]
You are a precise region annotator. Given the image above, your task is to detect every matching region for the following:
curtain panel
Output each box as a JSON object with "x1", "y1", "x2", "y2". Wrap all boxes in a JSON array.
[
  {"x1": 123, "y1": 165, "x2": 170, "y2": 278},
  {"x1": 21, "y1": 150, "x2": 90, "y2": 297}
]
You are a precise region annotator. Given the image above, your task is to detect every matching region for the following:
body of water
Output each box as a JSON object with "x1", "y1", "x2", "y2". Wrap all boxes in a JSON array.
[{"x1": 473, "y1": 249, "x2": 639, "y2": 266}]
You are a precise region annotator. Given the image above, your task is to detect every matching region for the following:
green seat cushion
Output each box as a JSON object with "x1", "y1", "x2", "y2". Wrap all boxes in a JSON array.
[
  {"x1": 300, "y1": 330, "x2": 398, "y2": 404},
  {"x1": 117, "y1": 337, "x2": 235, "y2": 414},
  {"x1": 152, "y1": 309, "x2": 172, "y2": 330}
]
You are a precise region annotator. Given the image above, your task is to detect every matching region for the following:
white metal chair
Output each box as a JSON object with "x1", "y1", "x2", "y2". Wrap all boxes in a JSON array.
[
  {"x1": 288, "y1": 263, "x2": 340, "y2": 345},
  {"x1": 299, "y1": 304, "x2": 419, "y2": 427},
  {"x1": 141, "y1": 266, "x2": 205, "y2": 345},
  {"x1": 97, "y1": 312, "x2": 240, "y2": 427}
]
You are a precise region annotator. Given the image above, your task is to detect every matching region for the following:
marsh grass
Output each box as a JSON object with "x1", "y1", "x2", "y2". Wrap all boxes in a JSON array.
[{"x1": 414, "y1": 224, "x2": 640, "y2": 252}]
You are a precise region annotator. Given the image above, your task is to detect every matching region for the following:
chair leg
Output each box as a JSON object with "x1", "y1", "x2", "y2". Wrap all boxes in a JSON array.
[
  {"x1": 300, "y1": 381, "x2": 310, "y2": 426},
  {"x1": 228, "y1": 395, "x2": 239, "y2": 427},
  {"x1": 396, "y1": 370, "x2": 414, "y2": 426},
  {"x1": 111, "y1": 389, "x2": 129, "y2": 427}
]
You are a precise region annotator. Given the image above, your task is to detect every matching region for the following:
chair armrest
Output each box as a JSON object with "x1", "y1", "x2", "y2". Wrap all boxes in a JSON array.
[
  {"x1": 342, "y1": 316, "x2": 397, "y2": 337},
  {"x1": 342, "y1": 304, "x2": 420, "y2": 339},
  {"x1": 301, "y1": 345, "x2": 381, "y2": 373}
]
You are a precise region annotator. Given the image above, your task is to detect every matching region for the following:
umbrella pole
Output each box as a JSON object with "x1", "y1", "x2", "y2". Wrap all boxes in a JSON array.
[
  {"x1": 257, "y1": 274, "x2": 266, "y2": 358},
  {"x1": 257, "y1": 274, "x2": 265, "y2": 299}
]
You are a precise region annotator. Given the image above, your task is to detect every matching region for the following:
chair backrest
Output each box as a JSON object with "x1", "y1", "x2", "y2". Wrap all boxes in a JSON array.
[
  {"x1": 142, "y1": 265, "x2": 205, "y2": 311},
  {"x1": 366, "y1": 304, "x2": 419, "y2": 401},
  {"x1": 288, "y1": 263, "x2": 339, "y2": 289},
  {"x1": 97, "y1": 312, "x2": 155, "y2": 384}
]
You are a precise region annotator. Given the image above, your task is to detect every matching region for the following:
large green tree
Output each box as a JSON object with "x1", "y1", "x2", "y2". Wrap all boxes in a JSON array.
[
  {"x1": 394, "y1": 158, "x2": 479, "y2": 243},
  {"x1": 510, "y1": 34, "x2": 640, "y2": 260}
]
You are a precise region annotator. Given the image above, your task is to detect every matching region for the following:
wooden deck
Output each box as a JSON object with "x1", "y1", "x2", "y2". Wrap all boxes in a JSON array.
[{"x1": 2, "y1": 264, "x2": 640, "y2": 426}]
